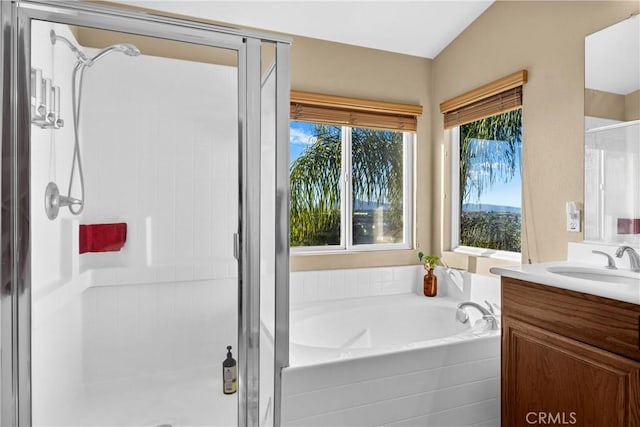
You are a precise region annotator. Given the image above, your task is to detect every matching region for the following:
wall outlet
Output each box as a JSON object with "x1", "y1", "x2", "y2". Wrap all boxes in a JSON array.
[{"x1": 566, "y1": 201, "x2": 581, "y2": 232}]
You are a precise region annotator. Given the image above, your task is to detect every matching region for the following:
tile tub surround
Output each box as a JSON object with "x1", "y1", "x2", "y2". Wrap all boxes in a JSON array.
[
  {"x1": 290, "y1": 265, "x2": 420, "y2": 304},
  {"x1": 282, "y1": 326, "x2": 500, "y2": 426},
  {"x1": 290, "y1": 265, "x2": 501, "y2": 306},
  {"x1": 283, "y1": 267, "x2": 501, "y2": 426},
  {"x1": 289, "y1": 265, "x2": 500, "y2": 307}
]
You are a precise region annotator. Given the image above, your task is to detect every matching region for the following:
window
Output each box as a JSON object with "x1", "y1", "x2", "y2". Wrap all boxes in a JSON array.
[
  {"x1": 289, "y1": 121, "x2": 413, "y2": 251},
  {"x1": 440, "y1": 70, "x2": 527, "y2": 256},
  {"x1": 451, "y1": 109, "x2": 522, "y2": 254}
]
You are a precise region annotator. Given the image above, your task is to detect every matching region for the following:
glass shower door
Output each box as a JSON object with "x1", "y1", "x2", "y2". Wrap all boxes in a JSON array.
[
  {"x1": 29, "y1": 19, "x2": 241, "y2": 427},
  {"x1": 1, "y1": 2, "x2": 290, "y2": 426}
]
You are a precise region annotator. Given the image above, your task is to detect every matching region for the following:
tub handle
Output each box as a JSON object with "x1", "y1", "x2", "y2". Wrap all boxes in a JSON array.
[{"x1": 484, "y1": 300, "x2": 496, "y2": 315}]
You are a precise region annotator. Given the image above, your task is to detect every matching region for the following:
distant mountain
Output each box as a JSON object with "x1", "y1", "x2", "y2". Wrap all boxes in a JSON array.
[
  {"x1": 463, "y1": 203, "x2": 521, "y2": 214},
  {"x1": 354, "y1": 200, "x2": 389, "y2": 211}
]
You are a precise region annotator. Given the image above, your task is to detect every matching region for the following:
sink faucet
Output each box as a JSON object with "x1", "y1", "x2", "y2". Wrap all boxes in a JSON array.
[
  {"x1": 456, "y1": 301, "x2": 499, "y2": 330},
  {"x1": 592, "y1": 250, "x2": 617, "y2": 269},
  {"x1": 615, "y1": 246, "x2": 640, "y2": 272}
]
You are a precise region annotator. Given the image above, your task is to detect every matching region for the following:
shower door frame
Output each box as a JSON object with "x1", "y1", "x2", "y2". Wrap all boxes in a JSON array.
[{"x1": 0, "y1": 1, "x2": 291, "y2": 426}]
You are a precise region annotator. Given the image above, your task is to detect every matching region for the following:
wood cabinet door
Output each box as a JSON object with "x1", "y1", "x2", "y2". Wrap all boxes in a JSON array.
[{"x1": 502, "y1": 317, "x2": 640, "y2": 427}]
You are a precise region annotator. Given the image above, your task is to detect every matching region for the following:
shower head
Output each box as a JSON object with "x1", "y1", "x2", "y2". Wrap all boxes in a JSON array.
[
  {"x1": 87, "y1": 43, "x2": 141, "y2": 66},
  {"x1": 121, "y1": 44, "x2": 142, "y2": 56},
  {"x1": 50, "y1": 29, "x2": 141, "y2": 67}
]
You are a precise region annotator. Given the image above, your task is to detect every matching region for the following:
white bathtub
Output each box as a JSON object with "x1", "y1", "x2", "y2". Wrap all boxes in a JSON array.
[
  {"x1": 282, "y1": 271, "x2": 501, "y2": 427},
  {"x1": 290, "y1": 294, "x2": 494, "y2": 366}
]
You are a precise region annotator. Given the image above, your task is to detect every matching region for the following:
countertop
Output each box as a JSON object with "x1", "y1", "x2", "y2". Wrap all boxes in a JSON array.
[{"x1": 490, "y1": 262, "x2": 640, "y2": 305}]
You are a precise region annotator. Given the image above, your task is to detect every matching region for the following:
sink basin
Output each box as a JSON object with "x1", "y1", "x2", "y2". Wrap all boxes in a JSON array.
[{"x1": 546, "y1": 266, "x2": 640, "y2": 286}]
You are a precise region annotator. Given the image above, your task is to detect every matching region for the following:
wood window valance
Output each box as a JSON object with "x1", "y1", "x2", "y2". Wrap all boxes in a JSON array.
[
  {"x1": 290, "y1": 90, "x2": 423, "y2": 132},
  {"x1": 440, "y1": 70, "x2": 528, "y2": 129}
]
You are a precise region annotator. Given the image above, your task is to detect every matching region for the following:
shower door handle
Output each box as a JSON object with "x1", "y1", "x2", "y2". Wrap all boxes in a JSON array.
[{"x1": 233, "y1": 233, "x2": 239, "y2": 261}]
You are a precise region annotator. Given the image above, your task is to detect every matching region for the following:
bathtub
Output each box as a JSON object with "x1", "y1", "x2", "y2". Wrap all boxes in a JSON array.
[{"x1": 282, "y1": 268, "x2": 501, "y2": 427}]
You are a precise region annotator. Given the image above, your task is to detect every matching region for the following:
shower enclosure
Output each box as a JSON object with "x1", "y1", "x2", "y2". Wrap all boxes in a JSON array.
[
  {"x1": 585, "y1": 121, "x2": 640, "y2": 245},
  {"x1": 0, "y1": 1, "x2": 290, "y2": 426}
]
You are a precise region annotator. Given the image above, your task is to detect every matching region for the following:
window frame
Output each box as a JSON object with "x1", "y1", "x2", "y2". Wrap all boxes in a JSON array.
[
  {"x1": 291, "y1": 123, "x2": 414, "y2": 253},
  {"x1": 449, "y1": 125, "x2": 522, "y2": 260}
]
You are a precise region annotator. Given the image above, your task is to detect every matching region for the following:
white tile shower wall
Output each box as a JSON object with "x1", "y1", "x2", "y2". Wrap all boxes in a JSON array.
[
  {"x1": 81, "y1": 279, "x2": 236, "y2": 385},
  {"x1": 80, "y1": 52, "x2": 238, "y2": 285},
  {"x1": 32, "y1": 274, "x2": 86, "y2": 425},
  {"x1": 30, "y1": 22, "x2": 86, "y2": 424},
  {"x1": 31, "y1": 21, "x2": 80, "y2": 292}
]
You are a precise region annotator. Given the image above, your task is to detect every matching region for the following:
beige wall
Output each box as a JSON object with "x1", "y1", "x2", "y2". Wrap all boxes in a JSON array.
[
  {"x1": 585, "y1": 89, "x2": 626, "y2": 121},
  {"x1": 289, "y1": 36, "x2": 432, "y2": 271},
  {"x1": 432, "y1": 1, "x2": 640, "y2": 267},
  {"x1": 585, "y1": 88, "x2": 640, "y2": 121},
  {"x1": 626, "y1": 90, "x2": 640, "y2": 121}
]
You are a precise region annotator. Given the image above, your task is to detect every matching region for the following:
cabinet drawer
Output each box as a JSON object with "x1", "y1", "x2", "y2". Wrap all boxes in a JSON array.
[{"x1": 502, "y1": 277, "x2": 640, "y2": 361}]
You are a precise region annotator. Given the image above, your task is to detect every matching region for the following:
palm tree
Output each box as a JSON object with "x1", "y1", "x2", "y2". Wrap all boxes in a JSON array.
[
  {"x1": 289, "y1": 124, "x2": 342, "y2": 246},
  {"x1": 459, "y1": 109, "x2": 522, "y2": 207},
  {"x1": 459, "y1": 109, "x2": 522, "y2": 252},
  {"x1": 289, "y1": 124, "x2": 403, "y2": 246},
  {"x1": 289, "y1": 111, "x2": 521, "y2": 250}
]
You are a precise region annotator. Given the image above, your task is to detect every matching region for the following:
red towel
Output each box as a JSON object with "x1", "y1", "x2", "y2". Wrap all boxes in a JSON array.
[
  {"x1": 79, "y1": 223, "x2": 127, "y2": 254},
  {"x1": 617, "y1": 218, "x2": 640, "y2": 235}
]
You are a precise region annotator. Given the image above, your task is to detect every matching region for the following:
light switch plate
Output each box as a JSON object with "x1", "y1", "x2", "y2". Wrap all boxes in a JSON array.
[{"x1": 566, "y1": 201, "x2": 581, "y2": 232}]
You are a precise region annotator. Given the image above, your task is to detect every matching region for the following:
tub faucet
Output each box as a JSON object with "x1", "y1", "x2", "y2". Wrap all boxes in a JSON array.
[
  {"x1": 456, "y1": 301, "x2": 499, "y2": 330},
  {"x1": 615, "y1": 246, "x2": 640, "y2": 272}
]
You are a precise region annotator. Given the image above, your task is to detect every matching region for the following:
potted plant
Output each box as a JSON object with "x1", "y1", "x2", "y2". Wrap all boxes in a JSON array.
[{"x1": 418, "y1": 252, "x2": 439, "y2": 297}]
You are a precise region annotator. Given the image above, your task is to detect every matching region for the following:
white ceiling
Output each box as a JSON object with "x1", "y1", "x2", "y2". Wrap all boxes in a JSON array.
[
  {"x1": 585, "y1": 14, "x2": 640, "y2": 95},
  {"x1": 112, "y1": 1, "x2": 494, "y2": 59}
]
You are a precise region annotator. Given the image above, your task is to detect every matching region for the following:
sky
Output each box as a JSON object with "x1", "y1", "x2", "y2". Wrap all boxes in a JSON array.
[
  {"x1": 290, "y1": 121, "x2": 317, "y2": 164},
  {"x1": 290, "y1": 122, "x2": 522, "y2": 209},
  {"x1": 467, "y1": 161, "x2": 522, "y2": 208}
]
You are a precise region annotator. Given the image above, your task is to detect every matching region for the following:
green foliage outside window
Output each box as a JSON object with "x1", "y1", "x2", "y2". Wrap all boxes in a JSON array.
[
  {"x1": 290, "y1": 125, "x2": 342, "y2": 246},
  {"x1": 459, "y1": 109, "x2": 522, "y2": 252},
  {"x1": 290, "y1": 124, "x2": 404, "y2": 247}
]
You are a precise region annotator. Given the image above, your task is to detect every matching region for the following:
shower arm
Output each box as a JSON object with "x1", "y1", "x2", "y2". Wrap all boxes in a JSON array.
[{"x1": 50, "y1": 30, "x2": 90, "y2": 64}]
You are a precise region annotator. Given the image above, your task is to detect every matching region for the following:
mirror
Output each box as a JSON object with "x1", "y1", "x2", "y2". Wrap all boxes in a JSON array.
[{"x1": 584, "y1": 14, "x2": 640, "y2": 245}]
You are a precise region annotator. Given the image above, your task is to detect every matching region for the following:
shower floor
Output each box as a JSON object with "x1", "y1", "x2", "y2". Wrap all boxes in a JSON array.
[
  {"x1": 53, "y1": 365, "x2": 236, "y2": 427},
  {"x1": 32, "y1": 279, "x2": 239, "y2": 427}
]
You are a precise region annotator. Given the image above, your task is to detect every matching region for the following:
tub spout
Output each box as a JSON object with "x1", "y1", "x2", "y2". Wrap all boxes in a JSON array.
[{"x1": 456, "y1": 301, "x2": 499, "y2": 330}]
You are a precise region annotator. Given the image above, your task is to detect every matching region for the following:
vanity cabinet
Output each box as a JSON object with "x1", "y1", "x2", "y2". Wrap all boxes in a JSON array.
[{"x1": 501, "y1": 277, "x2": 640, "y2": 426}]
